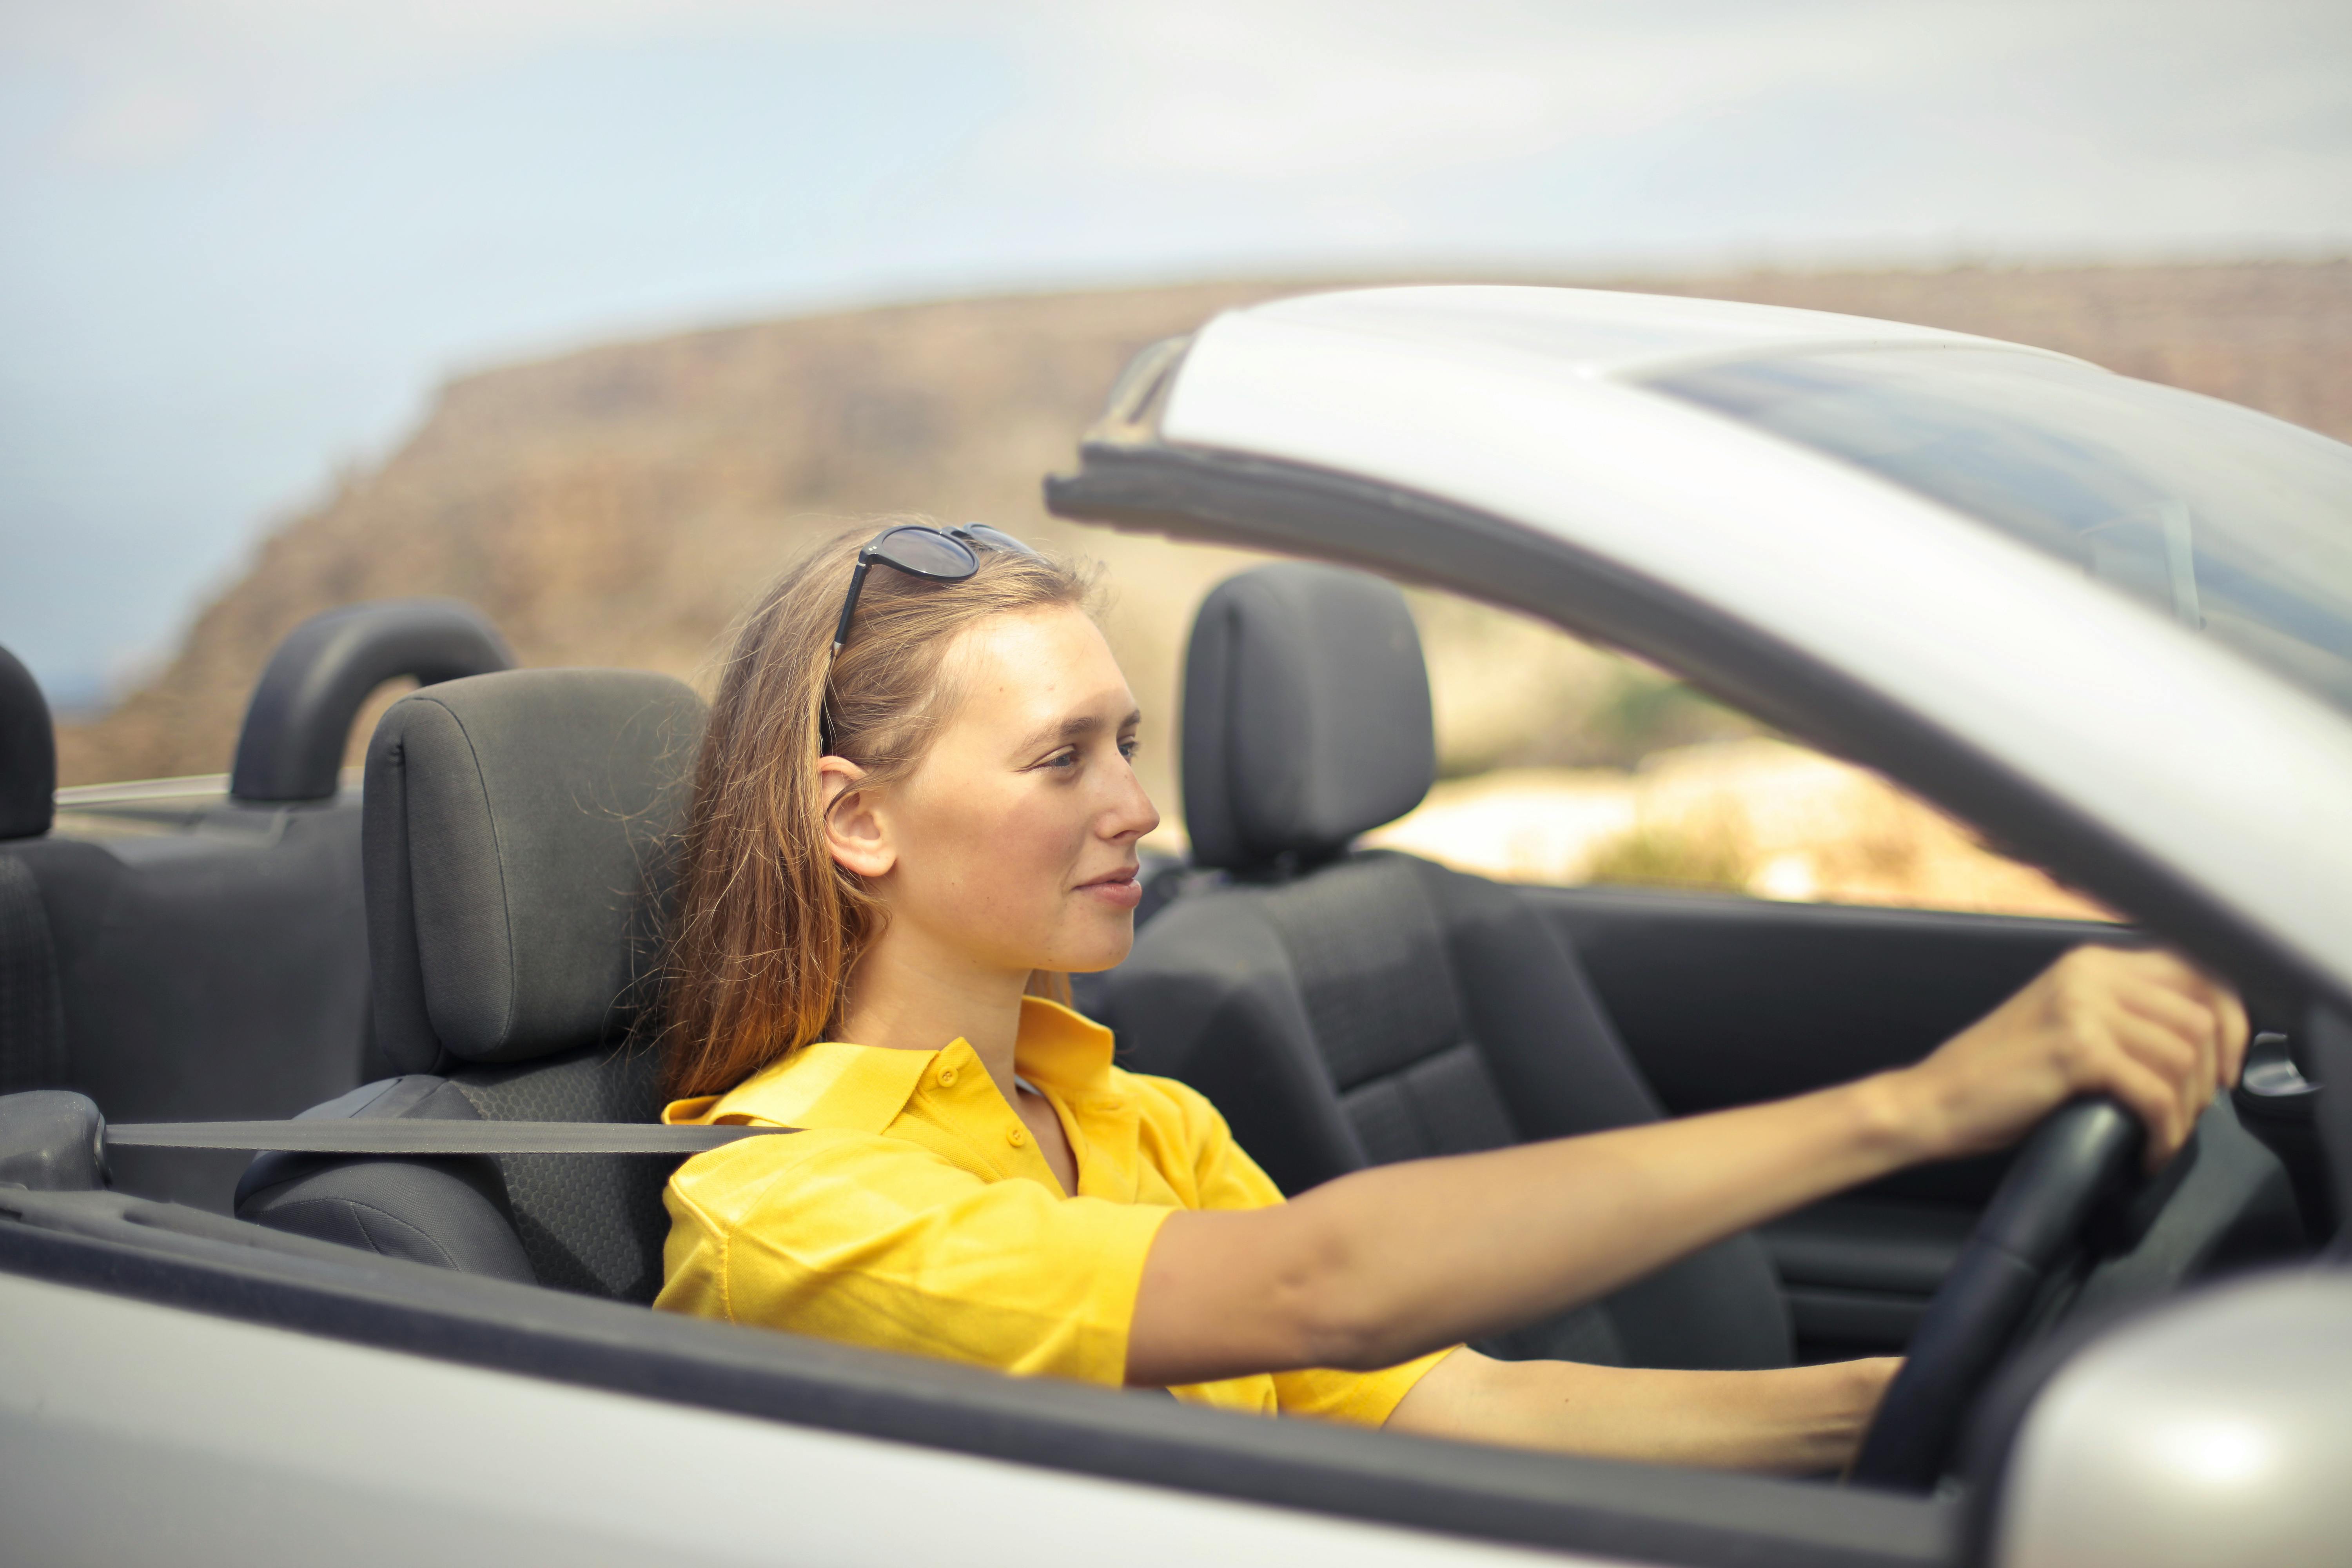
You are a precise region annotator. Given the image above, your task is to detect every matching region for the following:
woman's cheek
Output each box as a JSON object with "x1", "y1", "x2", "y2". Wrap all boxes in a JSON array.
[{"x1": 941, "y1": 796, "x2": 1069, "y2": 920}]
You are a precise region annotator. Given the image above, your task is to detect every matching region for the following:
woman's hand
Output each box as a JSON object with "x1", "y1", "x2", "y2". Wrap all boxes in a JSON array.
[
  {"x1": 1888, "y1": 946, "x2": 2249, "y2": 1172},
  {"x1": 1386, "y1": 1348, "x2": 1904, "y2": 1475}
]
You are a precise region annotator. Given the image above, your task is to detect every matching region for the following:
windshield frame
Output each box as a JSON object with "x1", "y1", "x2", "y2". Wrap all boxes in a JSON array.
[{"x1": 1641, "y1": 345, "x2": 2352, "y2": 722}]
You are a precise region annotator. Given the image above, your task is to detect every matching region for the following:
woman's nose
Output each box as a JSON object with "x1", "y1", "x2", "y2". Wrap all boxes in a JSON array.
[{"x1": 1102, "y1": 760, "x2": 1160, "y2": 840}]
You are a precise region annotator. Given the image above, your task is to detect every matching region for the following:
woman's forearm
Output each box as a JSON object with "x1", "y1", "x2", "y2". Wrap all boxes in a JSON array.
[
  {"x1": 1131, "y1": 1072, "x2": 1924, "y2": 1385},
  {"x1": 1128, "y1": 946, "x2": 2237, "y2": 1390},
  {"x1": 1279, "y1": 1072, "x2": 1924, "y2": 1370},
  {"x1": 1385, "y1": 1348, "x2": 1901, "y2": 1474}
]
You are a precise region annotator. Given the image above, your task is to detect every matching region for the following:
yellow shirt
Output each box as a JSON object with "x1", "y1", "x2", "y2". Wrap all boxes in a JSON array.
[{"x1": 656, "y1": 996, "x2": 1452, "y2": 1424}]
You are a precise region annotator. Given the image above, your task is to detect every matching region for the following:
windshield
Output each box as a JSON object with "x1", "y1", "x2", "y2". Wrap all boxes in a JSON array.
[{"x1": 1645, "y1": 347, "x2": 2352, "y2": 717}]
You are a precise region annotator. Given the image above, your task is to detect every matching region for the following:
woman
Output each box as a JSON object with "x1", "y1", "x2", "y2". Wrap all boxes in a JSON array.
[{"x1": 654, "y1": 521, "x2": 2244, "y2": 1473}]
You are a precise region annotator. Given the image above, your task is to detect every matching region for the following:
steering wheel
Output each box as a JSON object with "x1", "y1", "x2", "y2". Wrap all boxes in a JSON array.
[{"x1": 1847, "y1": 1098, "x2": 2145, "y2": 1491}]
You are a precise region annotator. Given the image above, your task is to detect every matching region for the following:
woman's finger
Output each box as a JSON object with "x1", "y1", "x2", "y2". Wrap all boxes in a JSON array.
[
  {"x1": 2103, "y1": 1007, "x2": 2201, "y2": 1086},
  {"x1": 2208, "y1": 982, "x2": 2252, "y2": 1089},
  {"x1": 2112, "y1": 982, "x2": 2217, "y2": 1105},
  {"x1": 2116, "y1": 1017, "x2": 2221, "y2": 1153},
  {"x1": 2089, "y1": 1009, "x2": 2208, "y2": 1157},
  {"x1": 2112, "y1": 974, "x2": 2218, "y2": 1049},
  {"x1": 2126, "y1": 945, "x2": 2249, "y2": 1091},
  {"x1": 2092, "y1": 1050, "x2": 2198, "y2": 1169}
]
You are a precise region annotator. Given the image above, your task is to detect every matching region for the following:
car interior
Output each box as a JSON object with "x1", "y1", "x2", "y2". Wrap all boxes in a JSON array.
[
  {"x1": 0, "y1": 552, "x2": 2334, "y2": 1563},
  {"x1": 0, "y1": 601, "x2": 510, "y2": 1208}
]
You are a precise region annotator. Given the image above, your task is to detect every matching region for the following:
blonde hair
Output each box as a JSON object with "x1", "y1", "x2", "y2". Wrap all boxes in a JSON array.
[{"x1": 660, "y1": 521, "x2": 1095, "y2": 1098}]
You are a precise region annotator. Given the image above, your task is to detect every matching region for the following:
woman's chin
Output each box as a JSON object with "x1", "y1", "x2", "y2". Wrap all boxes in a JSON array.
[{"x1": 1047, "y1": 919, "x2": 1137, "y2": 976}]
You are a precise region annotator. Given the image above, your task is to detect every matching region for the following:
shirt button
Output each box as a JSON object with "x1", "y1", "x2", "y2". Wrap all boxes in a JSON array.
[
  {"x1": 936, "y1": 1066, "x2": 958, "y2": 1087},
  {"x1": 1007, "y1": 1127, "x2": 1027, "y2": 1147}
]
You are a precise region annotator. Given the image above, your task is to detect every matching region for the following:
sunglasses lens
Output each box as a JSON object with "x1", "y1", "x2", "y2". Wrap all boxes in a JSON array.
[
  {"x1": 873, "y1": 526, "x2": 977, "y2": 579},
  {"x1": 958, "y1": 524, "x2": 1042, "y2": 559}
]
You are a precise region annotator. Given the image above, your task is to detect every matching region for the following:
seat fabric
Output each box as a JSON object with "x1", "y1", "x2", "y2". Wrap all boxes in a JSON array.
[
  {"x1": 240, "y1": 668, "x2": 704, "y2": 1303},
  {"x1": 0, "y1": 851, "x2": 67, "y2": 1094},
  {"x1": 241, "y1": 1045, "x2": 671, "y2": 1298},
  {"x1": 0, "y1": 644, "x2": 55, "y2": 842},
  {"x1": 447, "y1": 1044, "x2": 670, "y2": 1298},
  {"x1": 234, "y1": 1073, "x2": 535, "y2": 1281},
  {"x1": 1112, "y1": 852, "x2": 1791, "y2": 1369},
  {"x1": 0, "y1": 644, "x2": 67, "y2": 1095},
  {"x1": 1106, "y1": 564, "x2": 1791, "y2": 1370}
]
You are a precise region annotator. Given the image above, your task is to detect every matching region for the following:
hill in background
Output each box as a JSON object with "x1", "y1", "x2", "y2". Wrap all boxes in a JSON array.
[{"x1": 56, "y1": 260, "x2": 2352, "y2": 829}]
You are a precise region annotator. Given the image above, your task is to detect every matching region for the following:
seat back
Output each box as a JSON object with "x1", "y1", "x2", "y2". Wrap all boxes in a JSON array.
[
  {"x1": 4, "y1": 604, "x2": 512, "y2": 1211},
  {"x1": 1106, "y1": 565, "x2": 1791, "y2": 1370},
  {"x1": 0, "y1": 645, "x2": 67, "y2": 1096},
  {"x1": 240, "y1": 668, "x2": 706, "y2": 1300},
  {"x1": 0, "y1": 643, "x2": 54, "y2": 844}
]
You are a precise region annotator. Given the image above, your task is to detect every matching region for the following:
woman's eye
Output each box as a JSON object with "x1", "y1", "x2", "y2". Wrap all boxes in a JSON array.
[
  {"x1": 1041, "y1": 748, "x2": 1080, "y2": 771},
  {"x1": 1118, "y1": 737, "x2": 1140, "y2": 761}
]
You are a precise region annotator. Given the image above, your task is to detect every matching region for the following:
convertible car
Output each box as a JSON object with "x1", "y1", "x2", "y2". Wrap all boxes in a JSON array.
[{"x1": 2, "y1": 286, "x2": 2347, "y2": 1567}]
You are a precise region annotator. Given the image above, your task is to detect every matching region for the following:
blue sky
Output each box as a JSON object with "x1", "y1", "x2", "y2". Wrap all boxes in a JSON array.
[{"x1": 3, "y1": 0, "x2": 2348, "y2": 706}]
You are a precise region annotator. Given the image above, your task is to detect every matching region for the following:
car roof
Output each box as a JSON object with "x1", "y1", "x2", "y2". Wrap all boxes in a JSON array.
[
  {"x1": 1197, "y1": 284, "x2": 2083, "y2": 380},
  {"x1": 1134, "y1": 285, "x2": 2352, "y2": 1004}
]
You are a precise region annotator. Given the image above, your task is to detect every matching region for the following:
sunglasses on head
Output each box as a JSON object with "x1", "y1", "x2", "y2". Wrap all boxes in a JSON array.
[
  {"x1": 822, "y1": 523, "x2": 1044, "y2": 751},
  {"x1": 829, "y1": 523, "x2": 1043, "y2": 653}
]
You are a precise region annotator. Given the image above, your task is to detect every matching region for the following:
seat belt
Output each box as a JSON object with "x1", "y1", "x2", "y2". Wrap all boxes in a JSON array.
[{"x1": 105, "y1": 1120, "x2": 794, "y2": 1156}]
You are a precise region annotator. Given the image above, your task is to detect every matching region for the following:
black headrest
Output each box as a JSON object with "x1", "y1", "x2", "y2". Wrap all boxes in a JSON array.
[
  {"x1": 365, "y1": 669, "x2": 708, "y2": 1073},
  {"x1": 1180, "y1": 564, "x2": 1434, "y2": 873},
  {"x1": 231, "y1": 597, "x2": 514, "y2": 803},
  {"x1": 0, "y1": 645, "x2": 55, "y2": 841}
]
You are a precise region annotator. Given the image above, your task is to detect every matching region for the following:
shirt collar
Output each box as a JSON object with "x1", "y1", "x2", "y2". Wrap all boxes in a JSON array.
[{"x1": 663, "y1": 995, "x2": 1116, "y2": 1132}]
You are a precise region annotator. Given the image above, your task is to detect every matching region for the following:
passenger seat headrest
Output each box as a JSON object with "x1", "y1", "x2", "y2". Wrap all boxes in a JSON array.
[
  {"x1": 365, "y1": 669, "x2": 708, "y2": 1072},
  {"x1": 1181, "y1": 564, "x2": 1434, "y2": 873},
  {"x1": 0, "y1": 645, "x2": 56, "y2": 841}
]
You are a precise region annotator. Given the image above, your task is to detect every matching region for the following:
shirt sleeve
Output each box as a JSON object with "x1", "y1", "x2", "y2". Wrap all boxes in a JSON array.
[
  {"x1": 1143, "y1": 1074, "x2": 1465, "y2": 1426},
  {"x1": 1269, "y1": 1348, "x2": 1461, "y2": 1425},
  {"x1": 656, "y1": 1129, "x2": 1174, "y2": 1388},
  {"x1": 1130, "y1": 1071, "x2": 1287, "y2": 1212}
]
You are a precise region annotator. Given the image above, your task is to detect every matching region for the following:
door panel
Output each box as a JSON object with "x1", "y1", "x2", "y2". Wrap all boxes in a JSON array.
[
  {"x1": 1755, "y1": 1200, "x2": 1978, "y2": 1361},
  {"x1": 1525, "y1": 886, "x2": 2113, "y2": 1124},
  {"x1": 1522, "y1": 885, "x2": 2124, "y2": 1358}
]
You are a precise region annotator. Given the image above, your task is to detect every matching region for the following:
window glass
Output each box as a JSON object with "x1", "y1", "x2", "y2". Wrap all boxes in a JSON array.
[
  {"x1": 1365, "y1": 593, "x2": 2114, "y2": 920},
  {"x1": 1120, "y1": 542, "x2": 2111, "y2": 919}
]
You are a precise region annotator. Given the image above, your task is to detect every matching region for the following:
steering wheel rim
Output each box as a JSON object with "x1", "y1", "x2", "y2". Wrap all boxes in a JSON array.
[{"x1": 1847, "y1": 1098, "x2": 2145, "y2": 1491}]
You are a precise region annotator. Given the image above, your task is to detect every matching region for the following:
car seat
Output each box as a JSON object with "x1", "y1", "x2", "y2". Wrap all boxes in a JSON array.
[
  {"x1": 1101, "y1": 564, "x2": 1792, "y2": 1370},
  {"x1": 0, "y1": 643, "x2": 74, "y2": 1096},
  {"x1": 0, "y1": 604, "x2": 512, "y2": 1211},
  {"x1": 237, "y1": 668, "x2": 706, "y2": 1301}
]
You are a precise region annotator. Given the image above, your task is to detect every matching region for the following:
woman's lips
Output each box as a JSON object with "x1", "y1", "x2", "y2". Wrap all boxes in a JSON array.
[{"x1": 1077, "y1": 869, "x2": 1143, "y2": 910}]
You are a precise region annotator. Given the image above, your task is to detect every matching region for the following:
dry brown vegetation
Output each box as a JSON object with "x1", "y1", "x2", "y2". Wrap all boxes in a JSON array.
[
  {"x1": 54, "y1": 259, "x2": 2351, "y2": 912},
  {"x1": 1368, "y1": 741, "x2": 2116, "y2": 919}
]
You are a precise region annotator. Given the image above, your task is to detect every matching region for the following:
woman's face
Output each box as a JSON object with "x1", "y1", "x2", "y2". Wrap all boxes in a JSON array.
[{"x1": 831, "y1": 605, "x2": 1161, "y2": 978}]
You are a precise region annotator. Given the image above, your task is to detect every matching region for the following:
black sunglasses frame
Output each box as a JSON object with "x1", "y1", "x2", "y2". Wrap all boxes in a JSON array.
[{"x1": 821, "y1": 523, "x2": 1042, "y2": 751}]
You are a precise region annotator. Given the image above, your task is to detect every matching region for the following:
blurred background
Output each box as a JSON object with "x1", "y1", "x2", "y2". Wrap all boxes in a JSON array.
[{"x1": 6, "y1": 0, "x2": 2349, "y2": 911}]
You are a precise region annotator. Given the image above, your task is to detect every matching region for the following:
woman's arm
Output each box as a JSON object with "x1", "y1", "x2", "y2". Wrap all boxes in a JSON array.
[
  {"x1": 1126, "y1": 946, "x2": 2245, "y2": 1405},
  {"x1": 1383, "y1": 1349, "x2": 1900, "y2": 1475}
]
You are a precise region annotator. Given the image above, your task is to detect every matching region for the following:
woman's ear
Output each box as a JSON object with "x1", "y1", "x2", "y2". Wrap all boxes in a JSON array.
[{"x1": 818, "y1": 756, "x2": 895, "y2": 879}]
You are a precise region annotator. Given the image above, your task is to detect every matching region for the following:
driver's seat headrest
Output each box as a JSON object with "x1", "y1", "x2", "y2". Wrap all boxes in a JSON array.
[
  {"x1": 365, "y1": 668, "x2": 707, "y2": 1074},
  {"x1": 0, "y1": 644, "x2": 55, "y2": 841},
  {"x1": 1180, "y1": 564, "x2": 1434, "y2": 873}
]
